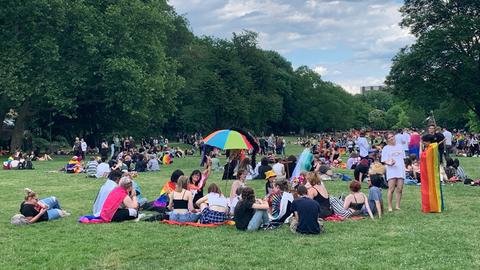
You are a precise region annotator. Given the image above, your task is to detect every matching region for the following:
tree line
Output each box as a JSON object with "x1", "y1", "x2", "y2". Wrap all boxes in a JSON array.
[{"x1": 1, "y1": 0, "x2": 479, "y2": 150}]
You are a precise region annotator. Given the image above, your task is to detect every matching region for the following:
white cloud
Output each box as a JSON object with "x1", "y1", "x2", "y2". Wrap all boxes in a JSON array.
[
  {"x1": 313, "y1": 65, "x2": 328, "y2": 76},
  {"x1": 169, "y1": 0, "x2": 415, "y2": 92}
]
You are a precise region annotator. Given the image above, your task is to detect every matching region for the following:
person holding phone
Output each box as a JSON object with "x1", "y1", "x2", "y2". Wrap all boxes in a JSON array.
[{"x1": 381, "y1": 132, "x2": 406, "y2": 212}]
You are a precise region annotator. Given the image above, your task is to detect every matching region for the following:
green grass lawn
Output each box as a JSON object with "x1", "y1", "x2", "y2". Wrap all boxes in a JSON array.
[{"x1": 1, "y1": 145, "x2": 480, "y2": 270}]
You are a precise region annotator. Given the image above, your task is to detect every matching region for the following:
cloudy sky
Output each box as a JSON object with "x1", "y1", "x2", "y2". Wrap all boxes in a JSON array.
[{"x1": 169, "y1": 0, "x2": 415, "y2": 94}]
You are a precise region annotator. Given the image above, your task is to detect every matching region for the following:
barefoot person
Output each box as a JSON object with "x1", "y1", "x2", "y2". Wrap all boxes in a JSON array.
[{"x1": 381, "y1": 132, "x2": 406, "y2": 212}]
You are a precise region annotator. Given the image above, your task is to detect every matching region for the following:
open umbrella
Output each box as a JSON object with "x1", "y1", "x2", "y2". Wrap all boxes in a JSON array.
[{"x1": 203, "y1": 129, "x2": 253, "y2": 150}]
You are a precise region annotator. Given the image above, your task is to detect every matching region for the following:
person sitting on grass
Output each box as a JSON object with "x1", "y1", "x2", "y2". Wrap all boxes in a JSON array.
[
  {"x1": 329, "y1": 180, "x2": 374, "y2": 220},
  {"x1": 92, "y1": 170, "x2": 123, "y2": 216},
  {"x1": 306, "y1": 172, "x2": 333, "y2": 219},
  {"x1": 255, "y1": 157, "x2": 272, "y2": 180},
  {"x1": 134, "y1": 154, "x2": 147, "y2": 172},
  {"x1": 366, "y1": 174, "x2": 384, "y2": 218},
  {"x1": 151, "y1": 169, "x2": 184, "y2": 209},
  {"x1": 230, "y1": 186, "x2": 243, "y2": 216},
  {"x1": 453, "y1": 158, "x2": 466, "y2": 181},
  {"x1": 167, "y1": 176, "x2": 200, "y2": 223},
  {"x1": 188, "y1": 157, "x2": 211, "y2": 206},
  {"x1": 230, "y1": 169, "x2": 247, "y2": 202},
  {"x1": 268, "y1": 179, "x2": 294, "y2": 224},
  {"x1": 234, "y1": 187, "x2": 270, "y2": 231},
  {"x1": 147, "y1": 154, "x2": 160, "y2": 171},
  {"x1": 265, "y1": 170, "x2": 276, "y2": 196},
  {"x1": 96, "y1": 157, "x2": 111, "y2": 178},
  {"x1": 66, "y1": 156, "x2": 83, "y2": 174},
  {"x1": 20, "y1": 188, "x2": 70, "y2": 224},
  {"x1": 100, "y1": 176, "x2": 140, "y2": 222},
  {"x1": 196, "y1": 183, "x2": 229, "y2": 224},
  {"x1": 86, "y1": 157, "x2": 98, "y2": 178},
  {"x1": 289, "y1": 185, "x2": 324, "y2": 235}
]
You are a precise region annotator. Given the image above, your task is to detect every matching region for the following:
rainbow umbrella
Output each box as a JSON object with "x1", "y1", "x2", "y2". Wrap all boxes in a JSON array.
[{"x1": 203, "y1": 129, "x2": 253, "y2": 150}]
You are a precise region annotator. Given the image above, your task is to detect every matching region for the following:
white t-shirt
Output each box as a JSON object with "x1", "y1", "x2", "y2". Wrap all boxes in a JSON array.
[
  {"x1": 402, "y1": 133, "x2": 411, "y2": 151},
  {"x1": 381, "y1": 144, "x2": 406, "y2": 180},
  {"x1": 81, "y1": 141, "x2": 87, "y2": 152},
  {"x1": 207, "y1": 193, "x2": 229, "y2": 208},
  {"x1": 443, "y1": 130, "x2": 452, "y2": 146},
  {"x1": 272, "y1": 163, "x2": 286, "y2": 179},
  {"x1": 96, "y1": 162, "x2": 111, "y2": 178},
  {"x1": 357, "y1": 137, "x2": 369, "y2": 157},
  {"x1": 394, "y1": 133, "x2": 407, "y2": 151}
]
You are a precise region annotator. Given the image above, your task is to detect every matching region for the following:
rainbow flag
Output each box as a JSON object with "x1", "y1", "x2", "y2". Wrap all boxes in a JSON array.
[
  {"x1": 420, "y1": 143, "x2": 444, "y2": 213},
  {"x1": 153, "y1": 181, "x2": 176, "y2": 207}
]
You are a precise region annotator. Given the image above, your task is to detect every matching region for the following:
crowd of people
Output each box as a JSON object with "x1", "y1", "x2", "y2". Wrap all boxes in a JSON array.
[{"x1": 8, "y1": 125, "x2": 476, "y2": 235}]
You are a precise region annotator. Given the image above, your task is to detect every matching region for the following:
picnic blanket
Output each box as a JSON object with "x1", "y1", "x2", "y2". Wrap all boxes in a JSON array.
[{"x1": 324, "y1": 214, "x2": 364, "y2": 222}]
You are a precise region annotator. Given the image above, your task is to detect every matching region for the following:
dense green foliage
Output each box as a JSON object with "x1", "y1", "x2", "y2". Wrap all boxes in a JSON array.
[
  {"x1": 2, "y1": 0, "x2": 479, "y2": 149},
  {"x1": 387, "y1": 0, "x2": 480, "y2": 127},
  {"x1": 1, "y1": 144, "x2": 480, "y2": 269}
]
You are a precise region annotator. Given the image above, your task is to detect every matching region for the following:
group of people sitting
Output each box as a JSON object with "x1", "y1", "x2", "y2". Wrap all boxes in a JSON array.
[{"x1": 14, "y1": 151, "x2": 383, "y2": 235}]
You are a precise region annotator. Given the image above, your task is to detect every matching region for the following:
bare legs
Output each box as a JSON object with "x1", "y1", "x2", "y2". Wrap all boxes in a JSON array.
[{"x1": 387, "y1": 178, "x2": 404, "y2": 211}]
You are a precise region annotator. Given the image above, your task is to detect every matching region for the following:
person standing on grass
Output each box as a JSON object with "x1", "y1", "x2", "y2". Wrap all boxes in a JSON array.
[
  {"x1": 290, "y1": 185, "x2": 323, "y2": 234},
  {"x1": 357, "y1": 131, "x2": 370, "y2": 160},
  {"x1": 234, "y1": 187, "x2": 270, "y2": 231},
  {"x1": 381, "y1": 132, "x2": 406, "y2": 212},
  {"x1": 80, "y1": 138, "x2": 87, "y2": 160}
]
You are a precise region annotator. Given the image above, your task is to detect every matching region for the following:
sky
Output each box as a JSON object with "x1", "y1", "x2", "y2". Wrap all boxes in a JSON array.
[{"x1": 169, "y1": 0, "x2": 415, "y2": 94}]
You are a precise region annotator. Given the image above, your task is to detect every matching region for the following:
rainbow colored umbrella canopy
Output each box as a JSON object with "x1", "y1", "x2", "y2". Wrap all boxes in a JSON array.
[{"x1": 203, "y1": 129, "x2": 253, "y2": 150}]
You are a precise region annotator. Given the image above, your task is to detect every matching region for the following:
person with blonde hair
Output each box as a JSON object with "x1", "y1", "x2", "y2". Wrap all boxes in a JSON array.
[{"x1": 19, "y1": 188, "x2": 70, "y2": 223}]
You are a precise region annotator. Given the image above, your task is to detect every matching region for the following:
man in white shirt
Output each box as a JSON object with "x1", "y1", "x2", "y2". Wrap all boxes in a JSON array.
[
  {"x1": 96, "y1": 157, "x2": 111, "y2": 178},
  {"x1": 442, "y1": 127, "x2": 453, "y2": 157},
  {"x1": 356, "y1": 131, "x2": 370, "y2": 159}
]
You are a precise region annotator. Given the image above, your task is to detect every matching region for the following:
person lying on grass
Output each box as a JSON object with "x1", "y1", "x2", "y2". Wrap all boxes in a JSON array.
[
  {"x1": 234, "y1": 187, "x2": 270, "y2": 231},
  {"x1": 20, "y1": 188, "x2": 70, "y2": 224},
  {"x1": 289, "y1": 185, "x2": 324, "y2": 235},
  {"x1": 196, "y1": 183, "x2": 229, "y2": 224},
  {"x1": 100, "y1": 176, "x2": 140, "y2": 222},
  {"x1": 167, "y1": 176, "x2": 200, "y2": 223},
  {"x1": 329, "y1": 180, "x2": 374, "y2": 220}
]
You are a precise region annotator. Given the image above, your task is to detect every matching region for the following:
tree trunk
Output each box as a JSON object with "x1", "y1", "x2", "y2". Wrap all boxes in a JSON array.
[{"x1": 10, "y1": 102, "x2": 30, "y2": 151}]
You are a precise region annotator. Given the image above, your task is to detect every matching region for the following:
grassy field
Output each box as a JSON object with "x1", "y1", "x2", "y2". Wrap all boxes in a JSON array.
[{"x1": 1, "y1": 144, "x2": 480, "y2": 270}]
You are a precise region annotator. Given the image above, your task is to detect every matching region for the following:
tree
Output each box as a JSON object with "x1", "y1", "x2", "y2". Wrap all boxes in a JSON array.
[
  {"x1": 368, "y1": 109, "x2": 387, "y2": 130},
  {"x1": 387, "y1": 0, "x2": 480, "y2": 121},
  {"x1": 0, "y1": 0, "x2": 184, "y2": 148}
]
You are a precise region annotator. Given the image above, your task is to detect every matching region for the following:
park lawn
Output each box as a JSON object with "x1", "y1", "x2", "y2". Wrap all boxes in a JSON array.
[{"x1": 1, "y1": 145, "x2": 480, "y2": 270}]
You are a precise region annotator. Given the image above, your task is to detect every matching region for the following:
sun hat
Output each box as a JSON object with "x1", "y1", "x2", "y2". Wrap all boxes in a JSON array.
[
  {"x1": 265, "y1": 170, "x2": 277, "y2": 179},
  {"x1": 11, "y1": 214, "x2": 29, "y2": 226}
]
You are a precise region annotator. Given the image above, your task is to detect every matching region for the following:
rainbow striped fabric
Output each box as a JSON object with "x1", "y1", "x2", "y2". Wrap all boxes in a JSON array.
[{"x1": 420, "y1": 143, "x2": 444, "y2": 213}]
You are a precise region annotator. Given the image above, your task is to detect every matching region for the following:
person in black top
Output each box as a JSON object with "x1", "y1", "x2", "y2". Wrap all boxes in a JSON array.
[
  {"x1": 20, "y1": 188, "x2": 69, "y2": 223},
  {"x1": 255, "y1": 157, "x2": 272, "y2": 179},
  {"x1": 354, "y1": 159, "x2": 370, "y2": 182},
  {"x1": 290, "y1": 185, "x2": 323, "y2": 234},
  {"x1": 426, "y1": 124, "x2": 445, "y2": 163},
  {"x1": 234, "y1": 187, "x2": 269, "y2": 231}
]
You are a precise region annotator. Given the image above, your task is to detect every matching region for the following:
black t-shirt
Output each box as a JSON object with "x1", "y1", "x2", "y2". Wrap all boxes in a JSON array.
[
  {"x1": 234, "y1": 201, "x2": 255, "y2": 230},
  {"x1": 354, "y1": 164, "x2": 369, "y2": 181},
  {"x1": 291, "y1": 197, "x2": 321, "y2": 234},
  {"x1": 256, "y1": 165, "x2": 272, "y2": 179},
  {"x1": 20, "y1": 202, "x2": 48, "y2": 222}
]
